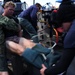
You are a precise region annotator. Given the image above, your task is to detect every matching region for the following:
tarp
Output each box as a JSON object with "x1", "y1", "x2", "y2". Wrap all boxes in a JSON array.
[
  {"x1": 56, "y1": 0, "x2": 62, "y2": 3},
  {"x1": 56, "y1": 0, "x2": 75, "y2": 3}
]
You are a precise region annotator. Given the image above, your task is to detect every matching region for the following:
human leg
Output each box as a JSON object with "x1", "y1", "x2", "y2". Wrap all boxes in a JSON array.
[{"x1": 18, "y1": 18, "x2": 39, "y2": 43}]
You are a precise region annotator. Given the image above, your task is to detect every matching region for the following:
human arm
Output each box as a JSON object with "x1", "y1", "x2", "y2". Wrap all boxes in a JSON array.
[
  {"x1": 0, "y1": 15, "x2": 21, "y2": 32},
  {"x1": 40, "y1": 29, "x2": 75, "y2": 75},
  {"x1": 41, "y1": 48, "x2": 75, "y2": 75}
]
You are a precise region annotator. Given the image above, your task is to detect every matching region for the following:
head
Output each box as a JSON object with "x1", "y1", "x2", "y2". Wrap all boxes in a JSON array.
[
  {"x1": 36, "y1": 3, "x2": 42, "y2": 10},
  {"x1": 57, "y1": 0, "x2": 75, "y2": 31},
  {"x1": 3, "y1": 1, "x2": 16, "y2": 16}
]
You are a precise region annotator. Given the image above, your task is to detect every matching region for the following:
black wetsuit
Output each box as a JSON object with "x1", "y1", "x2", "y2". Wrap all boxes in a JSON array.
[{"x1": 44, "y1": 20, "x2": 75, "y2": 75}]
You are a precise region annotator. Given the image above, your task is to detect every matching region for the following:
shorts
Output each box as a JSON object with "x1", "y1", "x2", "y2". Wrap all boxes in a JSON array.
[
  {"x1": 22, "y1": 44, "x2": 61, "y2": 69},
  {"x1": 22, "y1": 44, "x2": 50, "y2": 69}
]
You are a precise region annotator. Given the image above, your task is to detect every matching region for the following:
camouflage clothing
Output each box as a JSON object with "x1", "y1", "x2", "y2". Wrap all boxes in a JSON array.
[{"x1": 0, "y1": 15, "x2": 19, "y2": 71}]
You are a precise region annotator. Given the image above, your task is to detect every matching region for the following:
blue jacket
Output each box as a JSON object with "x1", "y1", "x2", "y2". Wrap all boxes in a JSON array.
[{"x1": 18, "y1": 4, "x2": 38, "y2": 24}]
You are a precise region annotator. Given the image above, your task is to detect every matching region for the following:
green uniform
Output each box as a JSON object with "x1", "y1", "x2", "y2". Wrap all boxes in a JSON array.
[{"x1": 0, "y1": 15, "x2": 19, "y2": 71}]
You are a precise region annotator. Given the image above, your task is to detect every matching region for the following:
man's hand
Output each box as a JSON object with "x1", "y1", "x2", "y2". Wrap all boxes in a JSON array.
[
  {"x1": 40, "y1": 64, "x2": 47, "y2": 75},
  {"x1": 19, "y1": 29, "x2": 23, "y2": 37},
  {"x1": 17, "y1": 24, "x2": 22, "y2": 37}
]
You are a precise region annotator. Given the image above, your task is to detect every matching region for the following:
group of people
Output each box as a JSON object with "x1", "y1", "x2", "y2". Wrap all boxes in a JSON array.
[
  {"x1": 0, "y1": 1, "x2": 41, "y2": 75},
  {"x1": 0, "y1": 0, "x2": 75, "y2": 75}
]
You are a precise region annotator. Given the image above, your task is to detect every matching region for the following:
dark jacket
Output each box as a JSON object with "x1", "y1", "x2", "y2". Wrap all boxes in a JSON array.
[
  {"x1": 44, "y1": 20, "x2": 75, "y2": 75},
  {"x1": 18, "y1": 4, "x2": 39, "y2": 30},
  {"x1": 0, "y1": 15, "x2": 19, "y2": 71}
]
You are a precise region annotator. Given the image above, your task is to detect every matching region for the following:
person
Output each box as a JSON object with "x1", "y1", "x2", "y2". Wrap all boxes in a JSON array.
[
  {"x1": 0, "y1": 15, "x2": 20, "y2": 75},
  {"x1": 2, "y1": 1, "x2": 20, "y2": 37},
  {"x1": 18, "y1": 3, "x2": 42, "y2": 31},
  {"x1": 2, "y1": 2, "x2": 26, "y2": 75},
  {"x1": 40, "y1": 0, "x2": 75, "y2": 75},
  {"x1": 2, "y1": 1, "x2": 39, "y2": 43},
  {"x1": 2, "y1": 1, "x2": 40, "y2": 75},
  {"x1": 5, "y1": 0, "x2": 75, "y2": 75},
  {"x1": 2, "y1": 2, "x2": 39, "y2": 75}
]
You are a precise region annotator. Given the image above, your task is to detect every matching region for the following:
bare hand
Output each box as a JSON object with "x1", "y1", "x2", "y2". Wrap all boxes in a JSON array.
[
  {"x1": 40, "y1": 64, "x2": 47, "y2": 75},
  {"x1": 19, "y1": 29, "x2": 23, "y2": 37}
]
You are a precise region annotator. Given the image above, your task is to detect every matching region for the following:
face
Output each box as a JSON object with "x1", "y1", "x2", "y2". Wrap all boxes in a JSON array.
[
  {"x1": 62, "y1": 22, "x2": 71, "y2": 31},
  {"x1": 4, "y1": 5, "x2": 15, "y2": 16}
]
